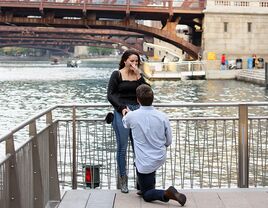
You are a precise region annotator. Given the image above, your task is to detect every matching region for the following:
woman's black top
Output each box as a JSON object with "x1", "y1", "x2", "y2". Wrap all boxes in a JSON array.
[{"x1": 107, "y1": 70, "x2": 148, "y2": 113}]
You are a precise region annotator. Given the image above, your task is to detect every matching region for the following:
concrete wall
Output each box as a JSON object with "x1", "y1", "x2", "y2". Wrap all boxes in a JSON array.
[
  {"x1": 203, "y1": 0, "x2": 268, "y2": 70},
  {"x1": 142, "y1": 20, "x2": 188, "y2": 61},
  {"x1": 74, "y1": 46, "x2": 88, "y2": 58}
]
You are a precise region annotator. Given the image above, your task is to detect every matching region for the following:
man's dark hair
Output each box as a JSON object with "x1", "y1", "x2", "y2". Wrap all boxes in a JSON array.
[{"x1": 136, "y1": 84, "x2": 154, "y2": 106}]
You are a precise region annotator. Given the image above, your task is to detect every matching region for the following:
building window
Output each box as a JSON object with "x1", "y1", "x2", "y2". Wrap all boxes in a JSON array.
[
  {"x1": 248, "y1": 22, "x2": 252, "y2": 32},
  {"x1": 224, "y1": 22, "x2": 228, "y2": 32}
]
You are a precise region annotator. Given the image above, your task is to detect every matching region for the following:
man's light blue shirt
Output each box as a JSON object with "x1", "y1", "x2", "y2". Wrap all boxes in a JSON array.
[{"x1": 122, "y1": 105, "x2": 172, "y2": 174}]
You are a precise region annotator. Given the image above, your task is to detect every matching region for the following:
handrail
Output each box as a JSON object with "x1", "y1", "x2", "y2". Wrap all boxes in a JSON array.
[
  {"x1": 0, "y1": 0, "x2": 205, "y2": 12},
  {"x1": 1, "y1": 101, "x2": 268, "y2": 142},
  {"x1": 1, "y1": 101, "x2": 268, "y2": 143},
  {"x1": 57, "y1": 101, "x2": 268, "y2": 107},
  {"x1": 0, "y1": 105, "x2": 57, "y2": 142}
]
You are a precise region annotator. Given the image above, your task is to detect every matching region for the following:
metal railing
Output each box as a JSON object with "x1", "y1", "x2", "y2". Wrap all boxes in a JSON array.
[
  {"x1": 1, "y1": 102, "x2": 268, "y2": 207},
  {"x1": 206, "y1": 0, "x2": 268, "y2": 13},
  {"x1": 0, "y1": 0, "x2": 206, "y2": 14}
]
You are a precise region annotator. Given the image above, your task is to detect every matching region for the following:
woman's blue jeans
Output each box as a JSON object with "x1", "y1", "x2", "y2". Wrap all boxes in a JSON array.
[{"x1": 112, "y1": 104, "x2": 139, "y2": 176}]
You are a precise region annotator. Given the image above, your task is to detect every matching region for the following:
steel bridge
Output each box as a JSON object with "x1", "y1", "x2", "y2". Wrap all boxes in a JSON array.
[
  {"x1": 0, "y1": 26, "x2": 154, "y2": 54},
  {"x1": 0, "y1": 0, "x2": 205, "y2": 59}
]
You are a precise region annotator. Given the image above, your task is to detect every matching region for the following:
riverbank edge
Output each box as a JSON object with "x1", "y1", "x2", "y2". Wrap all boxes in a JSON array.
[
  {"x1": 206, "y1": 69, "x2": 240, "y2": 79},
  {"x1": 0, "y1": 55, "x2": 120, "y2": 62},
  {"x1": 207, "y1": 69, "x2": 267, "y2": 87}
]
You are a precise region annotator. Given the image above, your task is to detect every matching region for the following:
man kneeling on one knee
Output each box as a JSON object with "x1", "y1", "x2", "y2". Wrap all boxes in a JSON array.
[{"x1": 122, "y1": 84, "x2": 186, "y2": 206}]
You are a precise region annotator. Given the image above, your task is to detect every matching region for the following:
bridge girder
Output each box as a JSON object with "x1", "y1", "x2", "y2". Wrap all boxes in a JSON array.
[
  {"x1": 0, "y1": 37, "x2": 142, "y2": 51},
  {"x1": 0, "y1": 35, "x2": 150, "y2": 55},
  {"x1": 0, "y1": 0, "x2": 204, "y2": 59},
  {"x1": 0, "y1": 26, "x2": 145, "y2": 37},
  {"x1": 0, "y1": 26, "x2": 154, "y2": 54},
  {"x1": 0, "y1": 17, "x2": 200, "y2": 59}
]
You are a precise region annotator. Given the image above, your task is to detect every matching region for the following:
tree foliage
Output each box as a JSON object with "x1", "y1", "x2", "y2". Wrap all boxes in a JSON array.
[{"x1": 87, "y1": 46, "x2": 116, "y2": 55}]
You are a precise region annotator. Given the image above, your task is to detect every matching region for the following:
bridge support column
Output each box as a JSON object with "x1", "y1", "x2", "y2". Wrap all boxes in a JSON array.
[{"x1": 162, "y1": 17, "x2": 180, "y2": 31}]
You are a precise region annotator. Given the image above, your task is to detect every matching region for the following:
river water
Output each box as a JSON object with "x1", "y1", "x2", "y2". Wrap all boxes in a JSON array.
[
  {"x1": 1, "y1": 58, "x2": 268, "y2": 188},
  {"x1": 1, "y1": 58, "x2": 268, "y2": 151}
]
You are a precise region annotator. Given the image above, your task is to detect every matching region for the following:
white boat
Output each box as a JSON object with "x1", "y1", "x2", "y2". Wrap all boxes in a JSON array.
[
  {"x1": 50, "y1": 58, "x2": 59, "y2": 65},
  {"x1": 67, "y1": 60, "x2": 81, "y2": 67}
]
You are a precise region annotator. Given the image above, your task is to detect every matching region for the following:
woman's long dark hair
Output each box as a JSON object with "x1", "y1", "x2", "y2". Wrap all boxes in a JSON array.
[{"x1": 119, "y1": 49, "x2": 141, "y2": 70}]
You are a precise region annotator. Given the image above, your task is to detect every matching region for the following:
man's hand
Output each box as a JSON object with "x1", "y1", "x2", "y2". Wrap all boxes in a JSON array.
[{"x1": 122, "y1": 107, "x2": 130, "y2": 116}]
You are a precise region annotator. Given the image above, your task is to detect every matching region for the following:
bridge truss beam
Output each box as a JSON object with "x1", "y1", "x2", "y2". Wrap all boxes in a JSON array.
[
  {"x1": 0, "y1": 0, "x2": 204, "y2": 59},
  {"x1": 0, "y1": 17, "x2": 200, "y2": 59},
  {"x1": 0, "y1": 26, "x2": 154, "y2": 55}
]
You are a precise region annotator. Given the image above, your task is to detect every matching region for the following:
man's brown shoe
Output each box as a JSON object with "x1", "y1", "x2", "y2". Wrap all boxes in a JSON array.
[{"x1": 164, "y1": 186, "x2": 186, "y2": 206}]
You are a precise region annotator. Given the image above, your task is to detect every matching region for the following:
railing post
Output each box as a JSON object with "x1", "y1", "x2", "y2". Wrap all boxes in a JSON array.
[
  {"x1": 169, "y1": 0, "x2": 174, "y2": 16},
  {"x1": 126, "y1": 0, "x2": 130, "y2": 15},
  {"x1": 30, "y1": 120, "x2": 44, "y2": 208},
  {"x1": 265, "y1": 62, "x2": 268, "y2": 89},
  {"x1": 72, "y1": 106, "x2": 77, "y2": 189},
  {"x1": 46, "y1": 111, "x2": 61, "y2": 202},
  {"x1": 238, "y1": 104, "x2": 249, "y2": 188},
  {"x1": 40, "y1": 0, "x2": 44, "y2": 14},
  {"x1": 83, "y1": 0, "x2": 87, "y2": 15},
  {"x1": 6, "y1": 135, "x2": 21, "y2": 208},
  {"x1": 46, "y1": 111, "x2": 53, "y2": 125}
]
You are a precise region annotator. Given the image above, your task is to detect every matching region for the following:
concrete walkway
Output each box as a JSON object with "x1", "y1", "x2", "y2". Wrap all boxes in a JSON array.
[
  {"x1": 58, "y1": 188, "x2": 268, "y2": 208},
  {"x1": 114, "y1": 188, "x2": 268, "y2": 208}
]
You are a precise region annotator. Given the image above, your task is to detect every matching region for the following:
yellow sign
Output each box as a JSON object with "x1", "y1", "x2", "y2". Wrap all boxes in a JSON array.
[{"x1": 207, "y1": 52, "x2": 216, "y2": 60}]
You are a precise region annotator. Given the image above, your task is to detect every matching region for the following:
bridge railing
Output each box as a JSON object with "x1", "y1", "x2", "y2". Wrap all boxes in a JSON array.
[
  {"x1": 0, "y1": 0, "x2": 205, "y2": 10},
  {"x1": 1, "y1": 103, "x2": 268, "y2": 208},
  {"x1": 206, "y1": 0, "x2": 268, "y2": 13}
]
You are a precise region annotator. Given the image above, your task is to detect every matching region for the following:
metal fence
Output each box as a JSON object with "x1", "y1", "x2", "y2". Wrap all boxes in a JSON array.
[{"x1": 1, "y1": 103, "x2": 268, "y2": 207}]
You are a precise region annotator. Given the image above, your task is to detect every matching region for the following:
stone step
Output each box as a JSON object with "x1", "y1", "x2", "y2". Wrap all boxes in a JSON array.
[
  {"x1": 236, "y1": 69, "x2": 266, "y2": 85},
  {"x1": 237, "y1": 74, "x2": 265, "y2": 80}
]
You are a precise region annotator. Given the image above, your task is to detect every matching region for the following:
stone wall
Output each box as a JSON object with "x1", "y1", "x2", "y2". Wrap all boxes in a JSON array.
[
  {"x1": 203, "y1": 0, "x2": 268, "y2": 69},
  {"x1": 74, "y1": 46, "x2": 88, "y2": 58}
]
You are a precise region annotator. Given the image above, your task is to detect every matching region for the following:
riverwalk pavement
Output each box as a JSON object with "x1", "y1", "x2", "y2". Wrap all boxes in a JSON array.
[{"x1": 58, "y1": 188, "x2": 268, "y2": 208}]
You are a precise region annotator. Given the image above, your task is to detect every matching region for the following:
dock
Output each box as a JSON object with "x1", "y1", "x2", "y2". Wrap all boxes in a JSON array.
[
  {"x1": 236, "y1": 69, "x2": 265, "y2": 85},
  {"x1": 57, "y1": 188, "x2": 268, "y2": 208},
  {"x1": 142, "y1": 61, "x2": 206, "y2": 81},
  {"x1": 147, "y1": 71, "x2": 206, "y2": 81}
]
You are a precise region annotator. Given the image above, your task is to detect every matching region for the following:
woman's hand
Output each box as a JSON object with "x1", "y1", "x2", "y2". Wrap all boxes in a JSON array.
[{"x1": 130, "y1": 63, "x2": 141, "y2": 79}]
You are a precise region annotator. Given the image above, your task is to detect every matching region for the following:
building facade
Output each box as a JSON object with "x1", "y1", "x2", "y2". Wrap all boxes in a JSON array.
[{"x1": 203, "y1": 0, "x2": 268, "y2": 69}]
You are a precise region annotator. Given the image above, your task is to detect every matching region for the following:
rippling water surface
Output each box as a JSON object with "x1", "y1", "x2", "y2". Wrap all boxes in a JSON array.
[
  {"x1": 1, "y1": 58, "x2": 268, "y2": 189},
  {"x1": 1, "y1": 59, "x2": 268, "y2": 138}
]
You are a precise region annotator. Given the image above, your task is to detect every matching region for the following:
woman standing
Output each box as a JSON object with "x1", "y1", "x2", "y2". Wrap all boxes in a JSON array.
[{"x1": 107, "y1": 49, "x2": 148, "y2": 193}]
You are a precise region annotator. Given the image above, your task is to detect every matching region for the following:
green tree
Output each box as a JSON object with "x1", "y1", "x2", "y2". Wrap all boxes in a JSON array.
[{"x1": 87, "y1": 46, "x2": 116, "y2": 56}]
